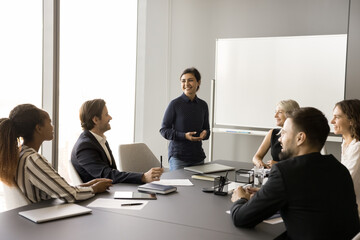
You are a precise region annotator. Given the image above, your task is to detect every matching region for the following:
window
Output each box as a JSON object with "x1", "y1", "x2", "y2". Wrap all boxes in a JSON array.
[
  {"x1": 0, "y1": 0, "x2": 42, "y2": 211},
  {"x1": 58, "y1": 0, "x2": 138, "y2": 182}
]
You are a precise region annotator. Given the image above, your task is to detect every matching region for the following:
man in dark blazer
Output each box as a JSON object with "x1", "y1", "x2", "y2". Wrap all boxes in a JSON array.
[
  {"x1": 71, "y1": 99, "x2": 163, "y2": 184},
  {"x1": 231, "y1": 107, "x2": 359, "y2": 240}
]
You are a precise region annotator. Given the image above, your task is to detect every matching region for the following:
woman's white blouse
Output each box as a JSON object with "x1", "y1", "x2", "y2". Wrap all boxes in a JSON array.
[{"x1": 342, "y1": 139, "x2": 360, "y2": 216}]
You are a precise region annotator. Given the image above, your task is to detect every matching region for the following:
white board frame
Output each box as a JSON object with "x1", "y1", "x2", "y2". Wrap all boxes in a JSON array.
[{"x1": 214, "y1": 35, "x2": 347, "y2": 130}]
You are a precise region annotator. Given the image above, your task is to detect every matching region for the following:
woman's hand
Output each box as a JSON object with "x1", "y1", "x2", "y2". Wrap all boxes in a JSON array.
[
  {"x1": 199, "y1": 130, "x2": 207, "y2": 139},
  {"x1": 89, "y1": 179, "x2": 113, "y2": 194},
  {"x1": 185, "y1": 130, "x2": 207, "y2": 141},
  {"x1": 266, "y1": 160, "x2": 278, "y2": 168},
  {"x1": 81, "y1": 178, "x2": 111, "y2": 187},
  {"x1": 254, "y1": 159, "x2": 267, "y2": 168}
]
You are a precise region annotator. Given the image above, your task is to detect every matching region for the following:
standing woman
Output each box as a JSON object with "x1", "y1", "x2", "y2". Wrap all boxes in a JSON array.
[
  {"x1": 0, "y1": 104, "x2": 112, "y2": 203},
  {"x1": 331, "y1": 99, "x2": 360, "y2": 216},
  {"x1": 160, "y1": 67, "x2": 210, "y2": 171},
  {"x1": 252, "y1": 99, "x2": 300, "y2": 168}
]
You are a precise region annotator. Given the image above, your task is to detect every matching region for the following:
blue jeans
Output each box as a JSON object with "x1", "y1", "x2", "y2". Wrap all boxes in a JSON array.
[{"x1": 169, "y1": 156, "x2": 204, "y2": 171}]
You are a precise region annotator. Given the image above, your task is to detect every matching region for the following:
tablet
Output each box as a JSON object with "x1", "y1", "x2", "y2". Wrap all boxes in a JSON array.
[
  {"x1": 18, "y1": 204, "x2": 92, "y2": 223},
  {"x1": 114, "y1": 191, "x2": 157, "y2": 200}
]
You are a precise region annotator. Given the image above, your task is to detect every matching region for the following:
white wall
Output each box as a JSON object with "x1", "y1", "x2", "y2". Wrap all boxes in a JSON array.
[
  {"x1": 136, "y1": 0, "x2": 351, "y2": 165},
  {"x1": 135, "y1": 0, "x2": 172, "y2": 166}
]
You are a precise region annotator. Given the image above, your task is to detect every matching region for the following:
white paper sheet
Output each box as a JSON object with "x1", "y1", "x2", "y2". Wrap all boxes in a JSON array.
[
  {"x1": 227, "y1": 181, "x2": 246, "y2": 193},
  {"x1": 87, "y1": 198, "x2": 148, "y2": 210},
  {"x1": 155, "y1": 179, "x2": 193, "y2": 186}
]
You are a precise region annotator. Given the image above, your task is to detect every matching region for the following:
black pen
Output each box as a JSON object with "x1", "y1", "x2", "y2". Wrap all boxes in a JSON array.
[
  {"x1": 160, "y1": 155, "x2": 163, "y2": 168},
  {"x1": 121, "y1": 203, "x2": 143, "y2": 206}
]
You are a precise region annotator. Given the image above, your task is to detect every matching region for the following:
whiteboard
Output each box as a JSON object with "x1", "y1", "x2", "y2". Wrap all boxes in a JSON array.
[{"x1": 214, "y1": 35, "x2": 347, "y2": 130}]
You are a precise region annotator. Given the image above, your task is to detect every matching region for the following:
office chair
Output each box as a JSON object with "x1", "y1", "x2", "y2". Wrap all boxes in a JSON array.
[
  {"x1": 68, "y1": 160, "x2": 83, "y2": 185},
  {"x1": 119, "y1": 143, "x2": 160, "y2": 172},
  {"x1": 3, "y1": 184, "x2": 30, "y2": 211}
]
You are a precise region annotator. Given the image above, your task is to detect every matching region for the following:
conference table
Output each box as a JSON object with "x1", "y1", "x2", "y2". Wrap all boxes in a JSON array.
[{"x1": 0, "y1": 160, "x2": 285, "y2": 240}]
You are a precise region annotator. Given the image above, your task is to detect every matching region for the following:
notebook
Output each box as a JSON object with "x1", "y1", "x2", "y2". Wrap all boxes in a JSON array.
[
  {"x1": 18, "y1": 203, "x2": 92, "y2": 223},
  {"x1": 138, "y1": 183, "x2": 177, "y2": 194},
  {"x1": 184, "y1": 163, "x2": 235, "y2": 174}
]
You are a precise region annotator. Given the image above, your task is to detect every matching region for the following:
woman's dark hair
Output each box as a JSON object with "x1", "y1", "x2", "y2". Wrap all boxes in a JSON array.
[
  {"x1": 0, "y1": 104, "x2": 46, "y2": 186},
  {"x1": 9, "y1": 104, "x2": 47, "y2": 142},
  {"x1": 180, "y1": 67, "x2": 201, "y2": 91},
  {"x1": 335, "y1": 99, "x2": 360, "y2": 140},
  {"x1": 79, "y1": 99, "x2": 106, "y2": 130},
  {"x1": 288, "y1": 107, "x2": 330, "y2": 150}
]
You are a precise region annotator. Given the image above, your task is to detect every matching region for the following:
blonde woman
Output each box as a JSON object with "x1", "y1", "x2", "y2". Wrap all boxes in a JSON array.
[{"x1": 253, "y1": 100, "x2": 300, "y2": 168}]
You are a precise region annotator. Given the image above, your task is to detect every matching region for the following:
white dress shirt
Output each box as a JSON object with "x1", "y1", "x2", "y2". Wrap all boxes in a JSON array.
[{"x1": 90, "y1": 131, "x2": 112, "y2": 165}]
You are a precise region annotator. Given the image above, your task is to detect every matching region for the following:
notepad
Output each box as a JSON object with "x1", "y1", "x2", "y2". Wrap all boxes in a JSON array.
[
  {"x1": 184, "y1": 163, "x2": 235, "y2": 174},
  {"x1": 18, "y1": 203, "x2": 92, "y2": 223}
]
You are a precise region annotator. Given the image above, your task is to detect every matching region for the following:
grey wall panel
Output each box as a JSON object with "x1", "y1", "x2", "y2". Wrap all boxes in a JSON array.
[{"x1": 346, "y1": 0, "x2": 360, "y2": 99}]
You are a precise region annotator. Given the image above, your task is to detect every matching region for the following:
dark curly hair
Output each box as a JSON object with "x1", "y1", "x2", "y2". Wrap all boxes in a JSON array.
[{"x1": 335, "y1": 99, "x2": 360, "y2": 141}]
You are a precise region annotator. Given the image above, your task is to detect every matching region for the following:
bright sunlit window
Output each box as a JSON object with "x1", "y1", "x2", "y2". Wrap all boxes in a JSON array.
[
  {"x1": 0, "y1": 0, "x2": 42, "y2": 211},
  {"x1": 58, "y1": 0, "x2": 138, "y2": 182}
]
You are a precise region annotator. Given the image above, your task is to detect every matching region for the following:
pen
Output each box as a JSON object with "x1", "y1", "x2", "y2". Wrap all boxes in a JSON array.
[
  {"x1": 160, "y1": 155, "x2": 163, "y2": 168},
  {"x1": 121, "y1": 203, "x2": 143, "y2": 206}
]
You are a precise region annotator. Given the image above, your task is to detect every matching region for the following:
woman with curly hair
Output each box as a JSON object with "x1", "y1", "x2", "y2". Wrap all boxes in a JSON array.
[{"x1": 331, "y1": 99, "x2": 360, "y2": 216}]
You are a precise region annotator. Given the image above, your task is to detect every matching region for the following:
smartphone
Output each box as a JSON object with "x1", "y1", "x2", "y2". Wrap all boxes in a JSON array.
[{"x1": 114, "y1": 191, "x2": 157, "y2": 200}]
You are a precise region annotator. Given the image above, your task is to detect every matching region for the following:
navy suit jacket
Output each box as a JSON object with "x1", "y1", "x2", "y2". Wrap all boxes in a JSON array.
[
  {"x1": 71, "y1": 130, "x2": 143, "y2": 184},
  {"x1": 231, "y1": 152, "x2": 360, "y2": 240}
]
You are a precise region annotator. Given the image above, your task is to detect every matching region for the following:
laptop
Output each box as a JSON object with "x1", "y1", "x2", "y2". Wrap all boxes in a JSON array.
[
  {"x1": 18, "y1": 203, "x2": 92, "y2": 223},
  {"x1": 184, "y1": 163, "x2": 235, "y2": 174}
]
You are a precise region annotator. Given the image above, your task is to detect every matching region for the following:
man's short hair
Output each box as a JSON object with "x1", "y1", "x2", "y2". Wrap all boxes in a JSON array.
[
  {"x1": 287, "y1": 107, "x2": 330, "y2": 150},
  {"x1": 79, "y1": 99, "x2": 106, "y2": 130}
]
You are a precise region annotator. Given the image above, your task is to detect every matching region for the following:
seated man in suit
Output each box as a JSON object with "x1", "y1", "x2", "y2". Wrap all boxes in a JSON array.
[
  {"x1": 71, "y1": 99, "x2": 163, "y2": 184},
  {"x1": 230, "y1": 107, "x2": 359, "y2": 240}
]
